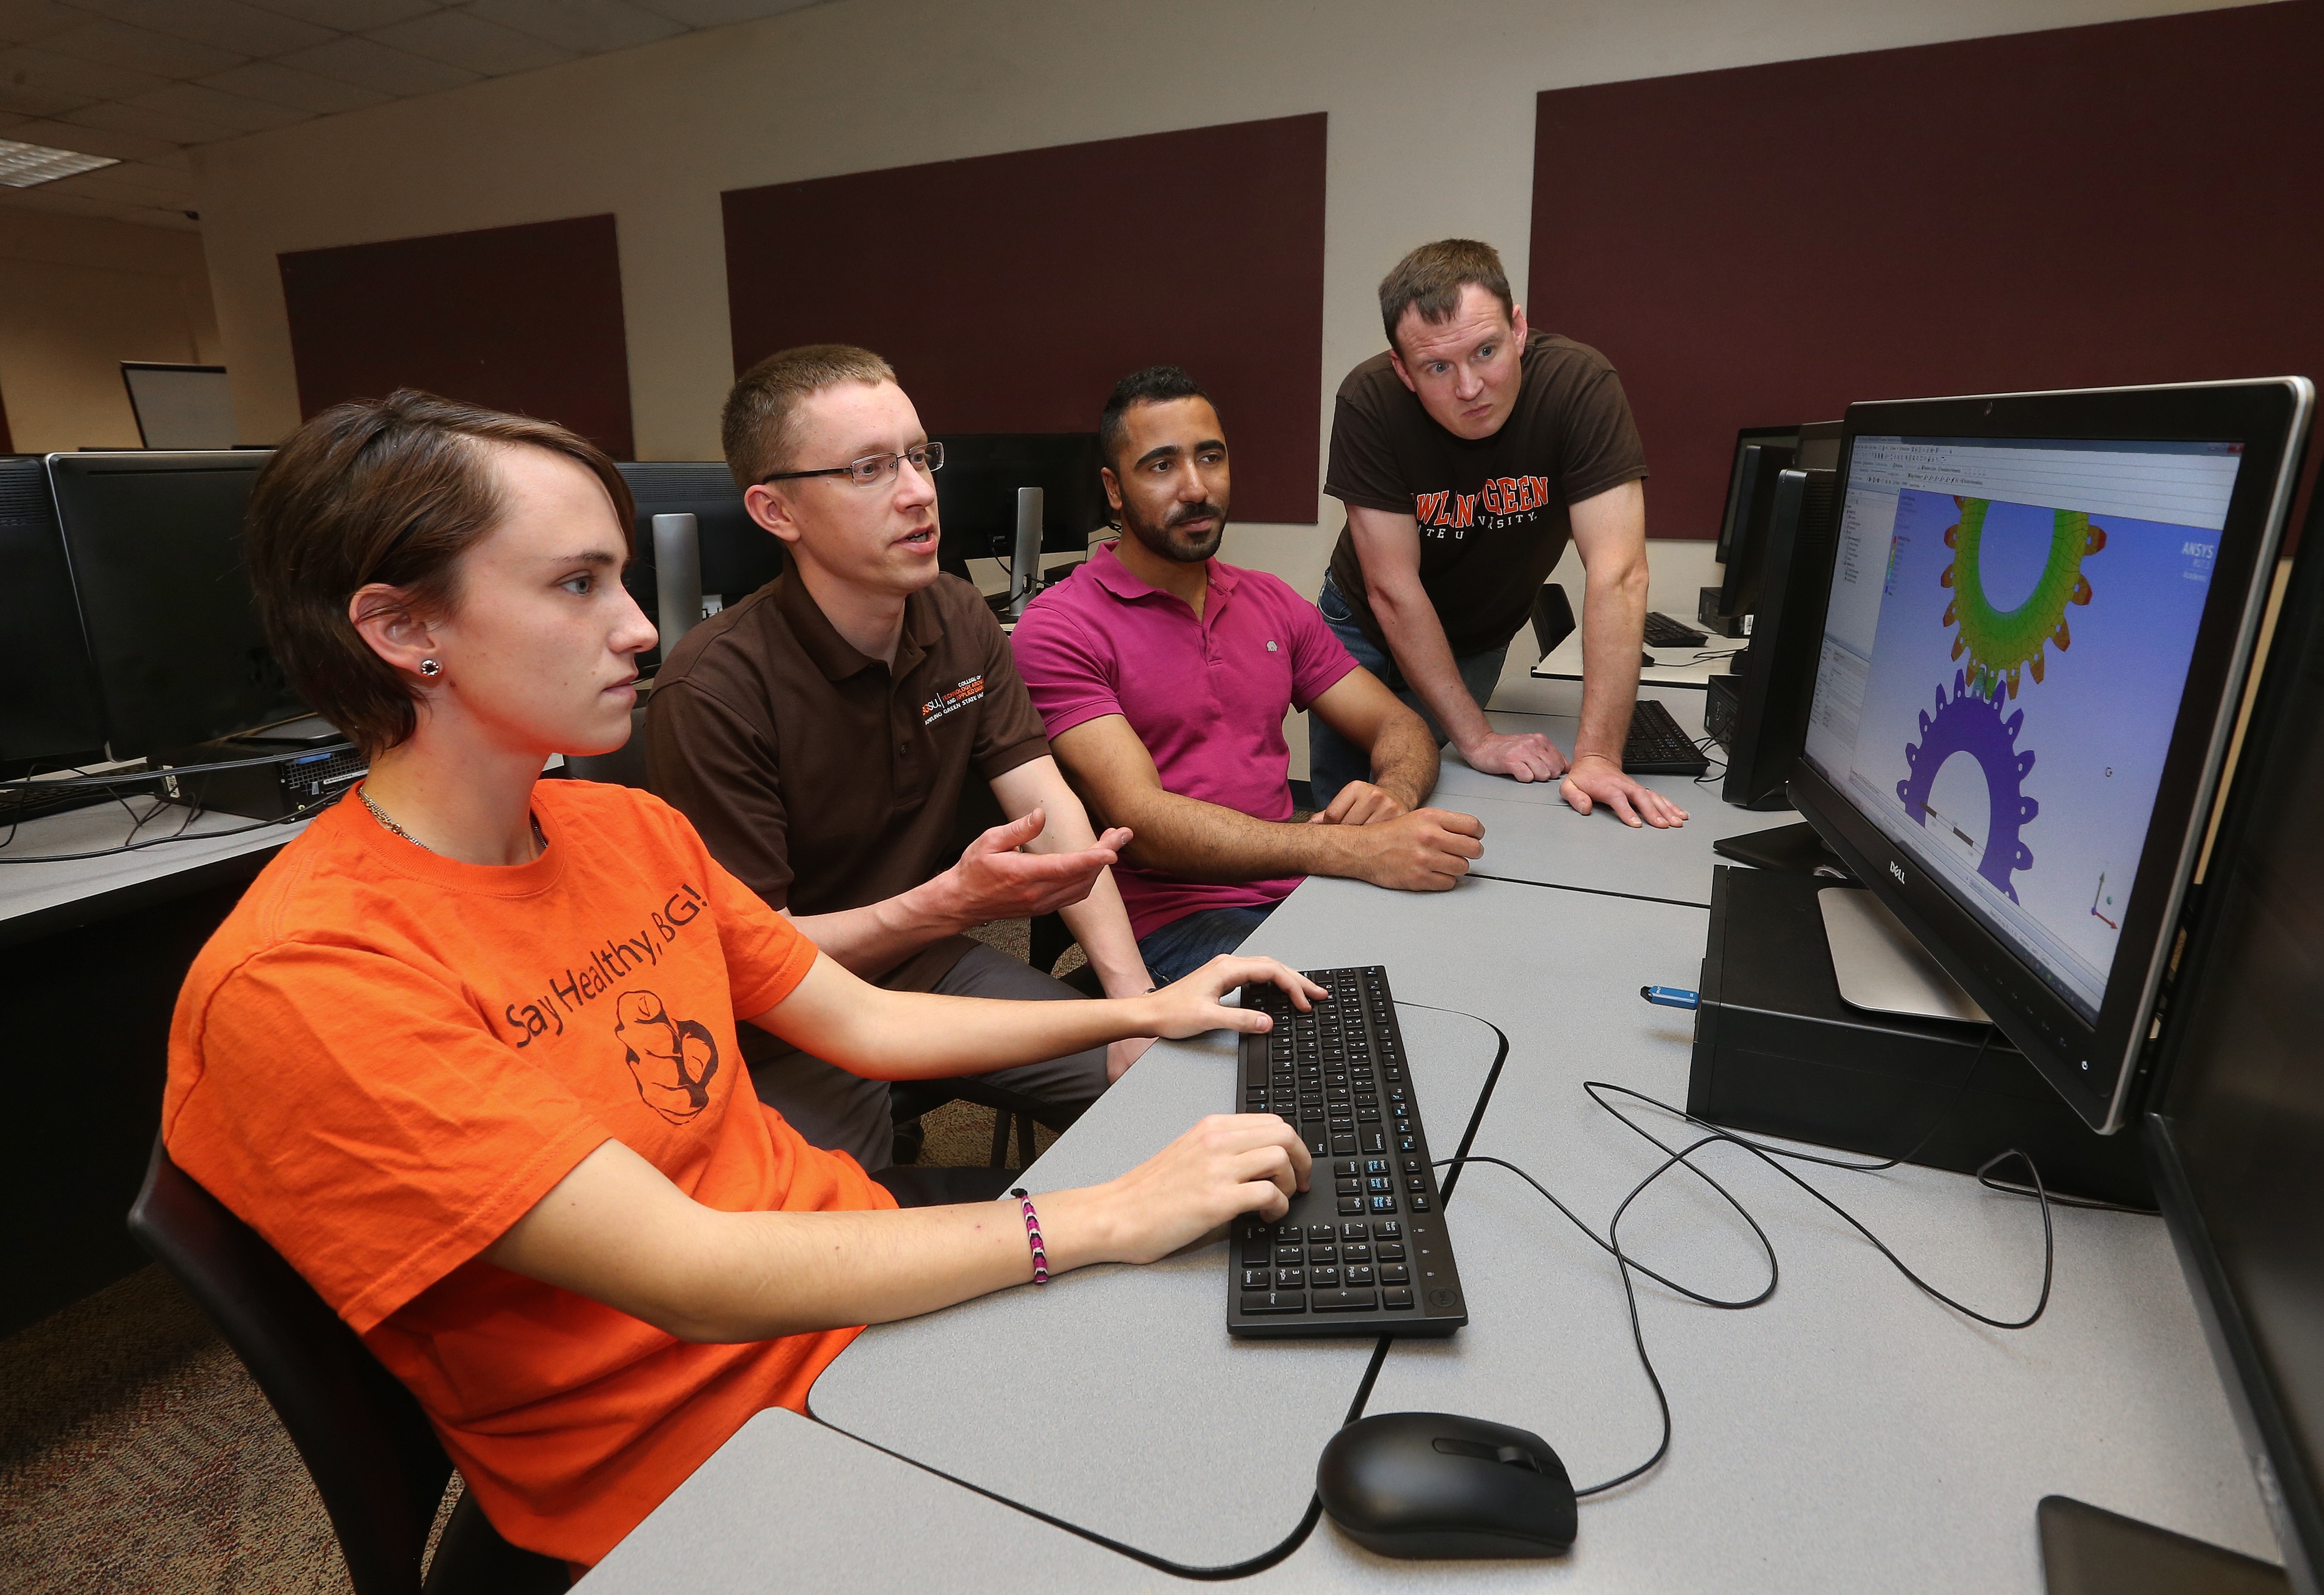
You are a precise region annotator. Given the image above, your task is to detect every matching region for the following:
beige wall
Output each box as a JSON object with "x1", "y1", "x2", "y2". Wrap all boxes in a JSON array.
[
  {"x1": 186, "y1": 0, "x2": 2249, "y2": 774},
  {"x1": 0, "y1": 210, "x2": 221, "y2": 454}
]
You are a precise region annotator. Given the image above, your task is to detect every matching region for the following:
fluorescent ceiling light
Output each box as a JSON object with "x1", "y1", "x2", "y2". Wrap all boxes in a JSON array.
[{"x1": 0, "y1": 140, "x2": 120, "y2": 189}]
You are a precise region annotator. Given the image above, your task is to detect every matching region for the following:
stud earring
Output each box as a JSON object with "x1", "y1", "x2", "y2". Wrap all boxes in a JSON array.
[{"x1": 418, "y1": 659, "x2": 442, "y2": 677}]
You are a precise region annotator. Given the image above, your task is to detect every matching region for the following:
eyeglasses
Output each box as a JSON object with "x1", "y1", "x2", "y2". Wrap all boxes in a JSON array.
[{"x1": 760, "y1": 441, "x2": 944, "y2": 488}]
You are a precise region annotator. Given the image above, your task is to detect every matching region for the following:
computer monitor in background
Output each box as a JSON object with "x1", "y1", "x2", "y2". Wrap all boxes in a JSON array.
[
  {"x1": 47, "y1": 450, "x2": 302, "y2": 761},
  {"x1": 1714, "y1": 426, "x2": 1802, "y2": 559},
  {"x1": 0, "y1": 457, "x2": 107, "y2": 775},
  {"x1": 1722, "y1": 467, "x2": 1840, "y2": 810},
  {"x1": 931, "y1": 434, "x2": 1110, "y2": 580},
  {"x1": 615, "y1": 462, "x2": 782, "y2": 673},
  {"x1": 2141, "y1": 477, "x2": 2324, "y2": 1595},
  {"x1": 1791, "y1": 378, "x2": 2313, "y2": 1133},
  {"x1": 1793, "y1": 419, "x2": 1844, "y2": 474},
  {"x1": 1700, "y1": 442, "x2": 1796, "y2": 634}
]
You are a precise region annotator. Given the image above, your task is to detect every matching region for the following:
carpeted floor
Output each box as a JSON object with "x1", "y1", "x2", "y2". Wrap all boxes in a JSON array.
[{"x1": 0, "y1": 920, "x2": 1066, "y2": 1594}]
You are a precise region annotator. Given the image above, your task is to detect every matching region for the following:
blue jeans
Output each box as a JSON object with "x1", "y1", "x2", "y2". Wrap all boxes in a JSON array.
[
  {"x1": 1309, "y1": 574, "x2": 1509, "y2": 811},
  {"x1": 1139, "y1": 904, "x2": 1278, "y2": 985}
]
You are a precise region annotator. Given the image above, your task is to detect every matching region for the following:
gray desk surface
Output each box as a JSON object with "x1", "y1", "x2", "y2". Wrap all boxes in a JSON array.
[
  {"x1": 1529, "y1": 627, "x2": 1746, "y2": 688},
  {"x1": 0, "y1": 798, "x2": 304, "y2": 938},
  {"x1": 588, "y1": 848, "x2": 2273, "y2": 1590}
]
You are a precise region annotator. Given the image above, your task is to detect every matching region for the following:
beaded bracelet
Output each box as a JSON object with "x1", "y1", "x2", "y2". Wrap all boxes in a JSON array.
[{"x1": 1008, "y1": 1186, "x2": 1050, "y2": 1285}]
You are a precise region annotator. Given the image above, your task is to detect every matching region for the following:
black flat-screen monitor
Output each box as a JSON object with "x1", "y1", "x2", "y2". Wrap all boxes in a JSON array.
[
  {"x1": 614, "y1": 462, "x2": 783, "y2": 671},
  {"x1": 1723, "y1": 467, "x2": 1839, "y2": 811},
  {"x1": 931, "y1": 434, "x2": 1110, "y2": 574},
  {"x1": 48, "y1": 450, "x2": 302, "y2": 760},
  {"x1": 2143, "y1": 474, "x2": 2324, "y2": 1595},
  {"x1": 1715, "y1": 426, "x2": 1802, "y2": 559},
  {"x1": 1710, "y1": 443, "x2": 1797, "y2": 624},
  {"x1": 1790, "y1": 378, "x2": 2313, "y2": 1133},
  {"x1": 0, "y1": 457, "x2": 107, "y2": 774}
]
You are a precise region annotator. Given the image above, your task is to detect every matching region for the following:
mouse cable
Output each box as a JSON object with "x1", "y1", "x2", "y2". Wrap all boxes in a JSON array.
[
  {"x1": 0, "y1": 794, "x2": 335, "y2": 865},
  {"x1": 798, "y1": 1002, "x2": 1518, "y2": 1579}
]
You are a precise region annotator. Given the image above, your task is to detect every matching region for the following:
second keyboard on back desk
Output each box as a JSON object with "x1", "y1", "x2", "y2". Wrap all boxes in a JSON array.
[{"x1": 1228, "y1": 966, "x2": 1469, "y2": 1339}]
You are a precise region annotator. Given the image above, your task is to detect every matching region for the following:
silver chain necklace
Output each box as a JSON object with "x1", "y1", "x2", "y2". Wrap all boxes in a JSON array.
[{"x1": 356, "y1": 784, "x2": 545, "y2": 855}]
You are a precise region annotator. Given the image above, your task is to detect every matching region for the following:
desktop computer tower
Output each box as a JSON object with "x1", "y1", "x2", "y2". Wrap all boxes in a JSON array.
[{"x1": 1686, "y1": 867, "x2": 2151, "y2": 1207}]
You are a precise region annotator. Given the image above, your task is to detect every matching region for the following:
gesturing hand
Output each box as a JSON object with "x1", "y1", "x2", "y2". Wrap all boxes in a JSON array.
[
  {"x1": 1306, "y1": 779, "x2": 1412, "y2": 827},
  {"x1": 1460, "y1": 728, "x2": 1568, "y2": 784},
  {"x1": 939, "y1": 808, "x2": 1131, "y2": 923},
  {"x1": 1560, "y1": 755, "x2": 1690, "y2": 828}
]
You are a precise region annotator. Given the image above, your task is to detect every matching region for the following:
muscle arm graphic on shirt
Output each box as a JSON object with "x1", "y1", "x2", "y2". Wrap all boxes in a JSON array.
[{"x1": 1047, "y1": 669, "x2": 1480, "y2": 893}]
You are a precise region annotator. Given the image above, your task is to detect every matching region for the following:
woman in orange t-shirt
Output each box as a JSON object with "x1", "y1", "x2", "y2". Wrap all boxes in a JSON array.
[{"x1": 163, "y1": 393, "x2": 1316, "y2": 1569}]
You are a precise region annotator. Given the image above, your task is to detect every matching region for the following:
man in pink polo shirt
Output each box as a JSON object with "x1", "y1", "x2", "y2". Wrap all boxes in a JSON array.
[{"x1": 1012, "y1": 367, "x2": 1488, "y2": 983}]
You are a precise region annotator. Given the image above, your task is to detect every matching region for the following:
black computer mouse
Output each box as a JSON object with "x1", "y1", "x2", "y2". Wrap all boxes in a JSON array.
[{"x1": 1316, "y1": 1411, "x2": 1577, "y2": 1559}]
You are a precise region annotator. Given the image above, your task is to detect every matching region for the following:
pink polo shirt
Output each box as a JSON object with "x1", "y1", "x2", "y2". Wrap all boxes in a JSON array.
[{"x1": 1011, "y1": 541, "x2": 1360, "y2": 939}]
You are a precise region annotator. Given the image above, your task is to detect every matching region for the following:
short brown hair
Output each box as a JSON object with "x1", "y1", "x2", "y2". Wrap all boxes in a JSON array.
[
  {"x1": 720, "y1": 343, "x2": 898, "y2": 490},
  {"x1": 244, "y1": 389, "x2": 635, "y2": 758},
  {"x1": 1379, "y1": 239, "x2": 1514, "y2": 351}
]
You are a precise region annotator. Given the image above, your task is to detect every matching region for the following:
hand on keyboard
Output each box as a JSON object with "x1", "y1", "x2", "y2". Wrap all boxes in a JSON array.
[
  {"x1": 1083, "y1": 1113, "x2": 1315, "y2": 1264},
  {"x1": 1145, "y1": 956, "x2": 1326, "y2": 1040},
  {"x1": 1561, "y1": 754, "x2": 1690, "y2": 829}
]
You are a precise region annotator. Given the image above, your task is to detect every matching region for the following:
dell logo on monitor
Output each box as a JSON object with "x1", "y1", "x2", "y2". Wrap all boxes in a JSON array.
[{"x1": 1890, "y1": 861, "x2": 1906, "y2": 886}]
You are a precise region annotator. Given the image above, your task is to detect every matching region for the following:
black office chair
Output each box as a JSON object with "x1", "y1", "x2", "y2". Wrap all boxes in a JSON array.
[{"x1": 126, "y1": 1140, "x2": 569, "y2": 1595}]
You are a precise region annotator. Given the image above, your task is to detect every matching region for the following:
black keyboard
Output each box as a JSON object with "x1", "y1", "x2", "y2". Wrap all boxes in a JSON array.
[
  {"x1": 1228, "y1": 966, "x2": 1468, "y2": 1339},
  {"x1": 1642, "y1": 611, "x2": 1709, "y2": 649},
  {"x1": 1624, "y1": 698, "x2": 1709, "y2": 776}
]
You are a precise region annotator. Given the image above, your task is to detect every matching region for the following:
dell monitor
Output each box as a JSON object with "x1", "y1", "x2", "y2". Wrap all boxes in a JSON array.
[
  {"x1": 615, "y1": 462, "x2": 782, "y2": 672},
  {"x1": 931, "y1": 433, "x2": 1110, "y2": 579},
  {"x1": 1714, "y1": 426, "x2": 1802, "y2": 559},
  {"x1": 2141, "y1": 474, "x2": 2324, "y2": 1595},
  {"x1": 1703, "y1": 442, "x2": 1796, "y2": 632},
  {"x1": 47, "y1": 450, "x2": 302, "y2": 761},
  {"x1": 1790, "y1": 378, "x2": 2313, "y2": 1133},
  {"x1": 1722, "y1": 467, "x2": 1840, "y2": 811},
  {"x1": 0, "y1": 456, "x2": 107, "y2": 774}
]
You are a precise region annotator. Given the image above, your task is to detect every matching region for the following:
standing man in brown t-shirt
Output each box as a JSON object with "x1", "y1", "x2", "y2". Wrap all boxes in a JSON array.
[
  {"x1": 1312, "y1": 239, "x2": 1688, "y2": 829},
  {"x1": 646, "y1": 345, "x2": 1155, "y2": 1170}
]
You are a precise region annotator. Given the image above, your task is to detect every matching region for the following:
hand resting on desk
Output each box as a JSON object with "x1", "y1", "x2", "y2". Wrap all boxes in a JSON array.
[{"x1": 482, "y1": 953, "x2": 1322, "y2": 1344}]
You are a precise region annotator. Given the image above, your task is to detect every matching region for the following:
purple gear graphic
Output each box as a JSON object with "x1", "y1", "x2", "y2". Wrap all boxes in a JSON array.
[{"x1": 1895, "y1": 670, "x2": 2039, "y2": 902}]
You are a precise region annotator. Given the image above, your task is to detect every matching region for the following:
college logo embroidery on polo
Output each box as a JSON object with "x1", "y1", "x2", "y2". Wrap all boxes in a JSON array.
[
  {"x1": 1412, "y1": 476, "x2": 1554, "y2": 541},
  {"x1": 614, "y1": 990, "x2": 721, "y2": 1124},
  {"x1": 922, "y1": 674, "x2": 987, "y2": 725}
]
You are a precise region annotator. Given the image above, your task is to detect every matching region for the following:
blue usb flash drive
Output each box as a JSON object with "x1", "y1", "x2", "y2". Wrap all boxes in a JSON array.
[{"x1": 1640, "y1": 986, "x2": 1700, "y2": 1011}]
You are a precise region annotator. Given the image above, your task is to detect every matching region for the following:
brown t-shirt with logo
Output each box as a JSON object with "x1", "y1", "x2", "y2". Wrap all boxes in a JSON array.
[
  {"x1": 1323, "y1": 330, "x2": 1648, "y2": 659},
  {"x1": 645, "y1": 569, "x2": 1050, "y2": 993}
]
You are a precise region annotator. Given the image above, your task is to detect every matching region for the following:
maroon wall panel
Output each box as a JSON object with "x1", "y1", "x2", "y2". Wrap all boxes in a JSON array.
[
  {"x1": 724, "y1": 114, "x2": 1327, "y2": 523},
  {"x1": 279, "y1": 214, "x2": 634, "y2": 458},
  {"x1": 1531, "y1": 2, "x2": 2324, "y2": 542}
]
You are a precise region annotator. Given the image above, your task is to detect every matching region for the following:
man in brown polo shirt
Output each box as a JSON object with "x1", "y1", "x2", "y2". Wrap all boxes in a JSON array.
[{"x1": 646, "y1": 345, "x2": 1154, "y2": 1169}]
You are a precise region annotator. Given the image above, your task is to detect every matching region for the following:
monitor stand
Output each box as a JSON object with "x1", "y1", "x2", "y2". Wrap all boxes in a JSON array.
[
  {"x1": 1714, "y1": 819, "x2": 1847, "y2": 876},
  {"x1": 2039, "y1": 1496, "x2": 2287, "y2": 1594},
  {"x1": 1817, "y1": 886, "x2": 1989, "y2": 1025}
]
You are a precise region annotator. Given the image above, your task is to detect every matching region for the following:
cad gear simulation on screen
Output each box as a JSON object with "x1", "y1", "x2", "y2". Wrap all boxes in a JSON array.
[
  {"x1": 1939, "y1": 496, "x2": 2108, "y2": 702},
  {"x1": 1896, "y1": 668, "x2": 2039, "y2": 902}
]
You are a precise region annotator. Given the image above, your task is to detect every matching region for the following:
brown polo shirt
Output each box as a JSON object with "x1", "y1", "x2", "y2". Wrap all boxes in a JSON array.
[{"x1": 644, "y1": 569, "x2": 1051, "y2": 993}]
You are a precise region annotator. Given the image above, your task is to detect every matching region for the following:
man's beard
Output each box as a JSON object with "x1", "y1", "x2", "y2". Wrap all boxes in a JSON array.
[{"x1": 1127, "y1": 500, "x2": 1227, "y2": 564}]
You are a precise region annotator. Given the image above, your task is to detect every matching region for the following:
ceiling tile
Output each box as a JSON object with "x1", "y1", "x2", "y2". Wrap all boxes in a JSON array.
[
  {"x1": 199, "y1": 57, "x2": 390, "y2": 113},
  {"x1": 0, "y1": 183, "x2": 129, "y2": 218},
  {"x1": 0, "y1": 43, "x2": 172, "y2": 101},
  {"x1": 72, "y1": 0, "x2": 335, "y2": 60},
  {"x1": 39, "y1": 19, "x2": 247, "y2": 81},
  {"x1": 2, "y1": 113, "x2": 176, "y2": 158},
  {"x1": 59, "y1": 98, "x2": 241, "y2": 143},
  {"x1": 278, "y1": 34, "x2": 477, "y2": 93},
  {"x1": 629, "y1": 0, "x2": 826, "y2": 26},
  {"x1": 65, "y1": 156, "x2": 197, "y2": 193},
  {"x1": 0, "y1": 0, "x2": 81, "y2": 47},
  {"x1": 464, "y1": 0, "x2": 683, "y2": 55},
  {"x1": 251, "y1": 0, "x2": 442, "y2": 29},
  {"x1": 366, "y1": 8, "x2": 573, "y2": 74},
  {"x1": 127, "y1": 80, "x2": 312, "y2": 130},
  {"x1": 0, "y1": 80, "x2": 84, "y2": 117}
]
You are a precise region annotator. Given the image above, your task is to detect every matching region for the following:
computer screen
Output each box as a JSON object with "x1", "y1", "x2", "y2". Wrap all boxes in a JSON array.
[
  {"x1": 2145, "y1": 480, "x2": 2324, "y2": 1595},
  {"x1": 1711, "y1": 443, "x2": 1796, "y2": 622},
  {"x1": 1723, "y1": 467, "x2": 1839, "y2": 810},
  {"x1": 48, "y1": 450, "x2": 303, "y2": 759},
  {"x1": 0, "y1": 457, "x2": 107, "y2": 773},
  {"x1": 1789, "y1": 379, "x2": 2312, "y2": 1132},
  {"x1": 1714, "y1": 427, "x2": 1800, "y2": 559},
  {"x1": 615, "y1": 462, "x2": 782, "y2": 670},
  {"x1": 932, "y1": 434, "x2": 1110, "y2": 570}
]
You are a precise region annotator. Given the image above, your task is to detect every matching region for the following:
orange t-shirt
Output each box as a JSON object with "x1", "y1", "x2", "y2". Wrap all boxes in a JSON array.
[{"x1": 163, "y1": 779, "x2": 895, "y2": 1568}]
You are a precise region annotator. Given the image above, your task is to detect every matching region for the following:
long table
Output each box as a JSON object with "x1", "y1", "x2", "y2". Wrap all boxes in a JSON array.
[{"x1": 578, "y1": 692, "x2": 2278, "y2": 1593}]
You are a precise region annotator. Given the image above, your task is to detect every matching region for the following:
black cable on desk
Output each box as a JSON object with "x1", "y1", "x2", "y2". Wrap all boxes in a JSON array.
[{"x1": 804, "y1": 998, "x2": 1519, "y2": 1579}]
